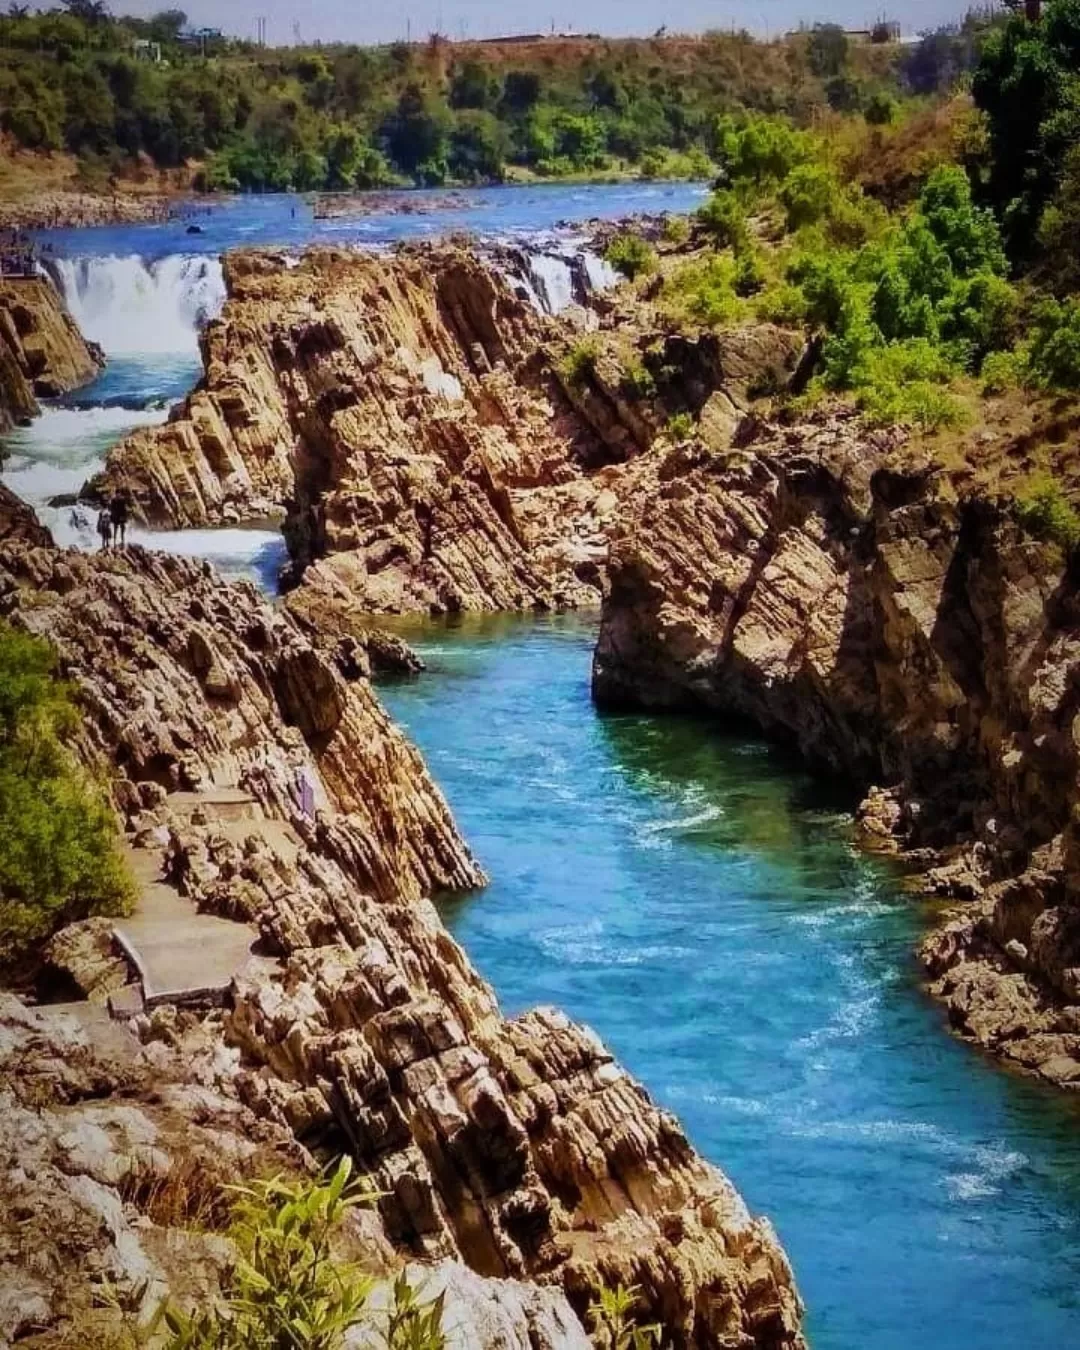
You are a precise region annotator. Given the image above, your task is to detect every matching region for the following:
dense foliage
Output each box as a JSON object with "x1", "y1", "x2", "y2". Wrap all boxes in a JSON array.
[
  {"x1": 0, "y1": 622, "x2": 132, "y2": 969},
  {"x1": 973, "y1": 0, "x2": 1080, "y2": 267},
  {"x1": 0, "y1": 3, "x2": 910, "y2": 189},
  {"x1": 163, "y1": 1157, "x2": 446, "y2": 1350}
]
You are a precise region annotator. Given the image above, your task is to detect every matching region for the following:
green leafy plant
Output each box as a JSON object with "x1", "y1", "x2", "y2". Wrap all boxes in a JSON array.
[
  {"x1": 667, "y1": 411, "x2": 695, "y2": 441},
  {"x1": 621, "y1": 357, "x2": 657, "y2": 398},
  {"x1": 587, "y1": 1283, "x2": 661, "y2": 1350},
  {"x1": 1014, "y1": 475, "x2": 1080, "y2": 552},
  {"x1": 558, "y1": 336, "x2": 602, "y2": 386},
  {"x1": 1026, "y1": 298, "x2": 1080, "y2": 392},
  {"x1": 0, "y1": 624, "x2": 133, "y2": 969},
  {"x1": 162, "y1": 1158, "x2": 446, "y2": 1350},
  {"x1": 605, "y1": 233, "x2": 658, "y2": 281},
  {"x1": 662, "y1": 215, "x2": 691, "y2": 245}
]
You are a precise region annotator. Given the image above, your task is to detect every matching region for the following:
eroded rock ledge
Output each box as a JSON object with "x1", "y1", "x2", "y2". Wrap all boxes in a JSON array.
[
  {"x1": 94, "y1": 243, "x2": 797, "y2": 620},
  {"x1": 594, "y1": 412, "x2": 1080, "y2": 1089},
  {"x1": 0, "y1": 274, "x2": 103, "y2": 431},
  {"x1": 0, "y1": 524, "x2": 804, "y2": 1348}
]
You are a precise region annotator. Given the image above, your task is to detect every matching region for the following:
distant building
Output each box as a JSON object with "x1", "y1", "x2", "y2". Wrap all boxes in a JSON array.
[{"x1": 132, "y1": 38, "x2": 162, "y2": 62}]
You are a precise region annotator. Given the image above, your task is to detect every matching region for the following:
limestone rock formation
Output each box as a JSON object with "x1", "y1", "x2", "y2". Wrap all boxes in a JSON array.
[
  {"x1": 594, "y1": 410, "x2": 1080, "y2": 1088},
  {"x1": 0, "y1": 536, "x2": 805, "y2": 1346},
  {"x1": 0, "y1": 275, "x2": 102, "y2": 431},
  {"x1": 94, "y1": 245, "x2": 795, "y2": 620}
]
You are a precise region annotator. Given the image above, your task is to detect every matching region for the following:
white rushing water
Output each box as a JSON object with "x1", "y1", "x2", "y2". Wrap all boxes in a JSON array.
[{"x1": 48, "y1": 253, "x2": 226, "y2": 358}]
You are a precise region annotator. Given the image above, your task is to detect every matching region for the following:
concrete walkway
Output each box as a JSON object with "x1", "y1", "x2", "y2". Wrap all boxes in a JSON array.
[{"x1": 112, "y1": 791, "x2": 292, "y2": 1010}]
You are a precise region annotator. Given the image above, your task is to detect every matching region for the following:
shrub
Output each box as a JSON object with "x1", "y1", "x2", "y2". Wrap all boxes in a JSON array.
[
  {"x1": 666, "y1": 255, "x2": 741, "y2": 326},
  {"x1": 734, "y1": 249, "x2": 766, "y2": 296},
  {"x1": 587, "y1": 1283, "x2": 660, "y2": 1350},
  {"x1": 559, "y1": 336, "x2": 601, "y2": 385},
  {"x1": 605, "y1": 233, "x2": 657, "y2": 281},
  {"x1": 1027, "y1": 298, "x2": 1080, "y2": 391},
  {"x1": 163, "y1": 1158, "x2": 446, "y2": 1350},
  {"x1": 711, "y1": 113, "x2": 811, "y2": 189},
  {"x1": 662, "y1": 214, "x2": 691, "y2": 245},
  {"x1": 667, "y1": 411, "x2": 695, "y2": 440},
  {"x1": 0, "y1": 624, "x2": 133, "y2": 970},
  {"x1": 778, "y1": 162, "x2": 838, "y2": 231},
  {"x1": 695, "y1": 189, "x2": 749, "y2": 250},
  {"x1": 846, "y1": 339, "x2": 966, "y2": 430},
  {"x1": 981, "y1": 347, "x2": 1027, "y2": 394},
  {"x1": 865, "y1": 91, "x2": 898, "y2": 126},
  {"x1": 621, "y1": 357, "x2": 656, "y2": 398},
  {"x1": 1015, "y1": 476, "x2": 1080, "y2": 551}
]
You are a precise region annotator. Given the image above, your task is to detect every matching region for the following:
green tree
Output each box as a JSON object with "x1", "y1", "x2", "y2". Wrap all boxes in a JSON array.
[
  {"x1": 0, "y1": 624, "x2": 133, "y2": 969},
  {"x1": 807, "y1": 23, "x2": 850, "y2": 77}
]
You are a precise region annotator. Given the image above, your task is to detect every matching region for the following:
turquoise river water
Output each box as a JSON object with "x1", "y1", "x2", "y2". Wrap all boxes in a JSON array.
[{"x1": 377, "y1": 614, "x2": 1080, "y2": 1350}]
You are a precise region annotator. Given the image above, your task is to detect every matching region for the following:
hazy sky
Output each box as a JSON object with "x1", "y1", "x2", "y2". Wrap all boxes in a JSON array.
[{"x1": 109, "y1": 0, "x2": 972, "y2": 46}]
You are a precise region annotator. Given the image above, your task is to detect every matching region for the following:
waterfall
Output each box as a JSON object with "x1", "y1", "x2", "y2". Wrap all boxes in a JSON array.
[{"x1": 48, "y1": 254, "x2": 226, "y2": 358}]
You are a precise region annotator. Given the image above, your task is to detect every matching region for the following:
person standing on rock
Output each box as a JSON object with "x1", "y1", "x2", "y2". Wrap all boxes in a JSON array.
[
  {"x1": 109, "y1": 489, "x2": 131, "y2": 547},
  {"x1": 96, "y1": 507, "x2": 112, "y2": 551}
]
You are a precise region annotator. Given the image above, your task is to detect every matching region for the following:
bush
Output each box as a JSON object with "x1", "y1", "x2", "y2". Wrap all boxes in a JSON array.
[
  {"x1": 1026, "y1": 298, "x2": 1080, "y2": 391},
  {"x1": 621, "y1": 357, "x2": 656, "y2": 398},
  {"x1": 662, "y1": 214, "x2": 691, "y2": 245},
  {"x1": 864, "y1": 91, "x2": 897, "y2": 126},
  {"x1": 605, "y1": 233, "x2": 657, "y2": 281},
  {"x1": 846, "y1": 339, "x2": 966, "y2": 430},
  {"x1": 163, "y1": 1158, "x2": 446, "y2": 1350},
  {"x1": 695, "y1": 189, "x2": 749, "y2": 250},
  {"x1": 0, "y1": 624, "x2": 133, "y2": 970},
  {"x1": 666, "y1": 255, "x2": 741, "y2": 326},
  {"x1": 559, "y1": 336, "x2": 601, "y2": 385},
  {"x1": 1015, "y1": 476, "x2": 1080, "y2": 551},
  {"x1": 711, "y1": 113, "x2": 811, "y2": 189},
  {"x1": 778, "y1": 162, "x2": 838, "y2": 231},
  {"x1": 667, "y1": 411, "x2": 695, "y2": 440}
]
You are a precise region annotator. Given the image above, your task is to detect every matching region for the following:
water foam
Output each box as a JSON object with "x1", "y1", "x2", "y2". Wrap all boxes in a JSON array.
[{"x1": 49, "y1": 254, "x2": 226, "y2": 357}]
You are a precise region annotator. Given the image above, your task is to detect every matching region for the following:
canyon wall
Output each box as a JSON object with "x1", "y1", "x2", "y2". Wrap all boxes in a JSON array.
[
  {"x1": 96, "y1": 245, "x2": 612, "y2": 614},
  {"x1": 0, "y1": 274, "x2": 102, "y2": 430},
  {"x1": 594, "y1": 413, "x2": 1080, "y2": 1088},
  {"x1": 0, "y1": 517, "x2": 805, "y2": 1347}
]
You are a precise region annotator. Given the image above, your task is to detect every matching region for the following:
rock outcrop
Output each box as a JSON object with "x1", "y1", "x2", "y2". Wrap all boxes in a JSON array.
[
  {"x1": 0, "y1": 536, "x2": 805, "y2": 1347},
  {"x1": 95, "y1": 245, "x2": 795, "y2": 620},
  {"x1": 0, "y1": 274, "x2": 103, "y2": 430},
  {"x1": 593, "y1": 410, "x2": 1080, "y2": 1089}
]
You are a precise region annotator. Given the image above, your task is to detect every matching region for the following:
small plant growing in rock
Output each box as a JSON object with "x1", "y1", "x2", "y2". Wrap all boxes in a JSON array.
[
  {"x1": 621, "y1": 357, "x2": 656, "y2": 399},
  {"x1": 667, "y1": 411, "x2": 695, "y2": 441},
  {"x1": 1014, "y1": 475, "x2": 1080, "y2": 552},
  {"x1": 162, "y1": 1157, "x2": 446, "y2": 1350},
  {"x1": 605, "y1": 233, "x2": 658, "y2": 281},
  {"x1": 559, "y1": 336, "x2": 602, "y2": 386},
  {"x1": 587, "y1": 1282, "x2": 661, "y2": 1350}
]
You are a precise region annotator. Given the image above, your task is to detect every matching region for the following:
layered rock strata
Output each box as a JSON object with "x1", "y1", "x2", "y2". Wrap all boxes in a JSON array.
[
  {"x1": 95, "y1": 244, "x2": 796, "y2": 619},
  {"x1": 0, "y1": 535, "x2": 805, "y2": 1347},
  {"x1": 0, "y1": 274, "x2": 102, "y2": 430},
  {"x1": 594, "y1": 412, "x2": 1080, "y2": 1088}
]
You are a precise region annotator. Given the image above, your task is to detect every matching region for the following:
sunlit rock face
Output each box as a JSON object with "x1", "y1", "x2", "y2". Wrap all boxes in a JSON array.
[{"x1": 595, "y1": 410, "x2": 1080, "y2": 1089}]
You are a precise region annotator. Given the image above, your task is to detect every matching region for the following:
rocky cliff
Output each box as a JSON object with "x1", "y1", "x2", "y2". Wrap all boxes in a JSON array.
[
  {"x1": 94, "y1": 244, "x2": 795, "y2": 620},
  {"x1": 593, "y1": 411, "x2": 1080, "y2": 1089},
  {"x1": 0, "y1": 528, "x2": 805, "y2": 1347},
  {"x1": 0, "y1": 274, "x2": 102, "y2": 431}
]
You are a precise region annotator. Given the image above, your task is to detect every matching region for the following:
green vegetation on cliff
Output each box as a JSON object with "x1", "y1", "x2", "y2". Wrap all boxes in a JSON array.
[
  {"x1": 0, "y1": 622, "x2": 132, "y2": 970},
  {"x1": 162, "y1": 1157, "x2": 446, "y2": 1350},
  {"x1": 598, "y1": 0, "x2": 1080, "y2": 433},
  {"x1": 0, "y1": 4, "x2": 943, "y2": 190}
]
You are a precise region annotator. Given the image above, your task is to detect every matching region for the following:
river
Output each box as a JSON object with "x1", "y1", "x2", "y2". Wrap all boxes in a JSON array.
[{"x1": 6, "y1": 183, "x2": 1080, "y2": 1349}]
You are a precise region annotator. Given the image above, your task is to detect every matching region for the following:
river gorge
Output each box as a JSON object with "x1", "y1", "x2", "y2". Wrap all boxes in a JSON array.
[{"x1": 3, "y1": 184, "x2": 1080, "y2": 1350}]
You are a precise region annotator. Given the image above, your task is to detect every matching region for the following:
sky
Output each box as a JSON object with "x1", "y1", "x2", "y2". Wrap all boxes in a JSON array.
[{"x1": 108, "y1": 0, "x2": 974, "y2": 46}]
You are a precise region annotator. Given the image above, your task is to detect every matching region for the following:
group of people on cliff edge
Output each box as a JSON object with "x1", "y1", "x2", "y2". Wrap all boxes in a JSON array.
[{"x1": 96, "y1": 490, "x2": 131, "y2": 550}]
